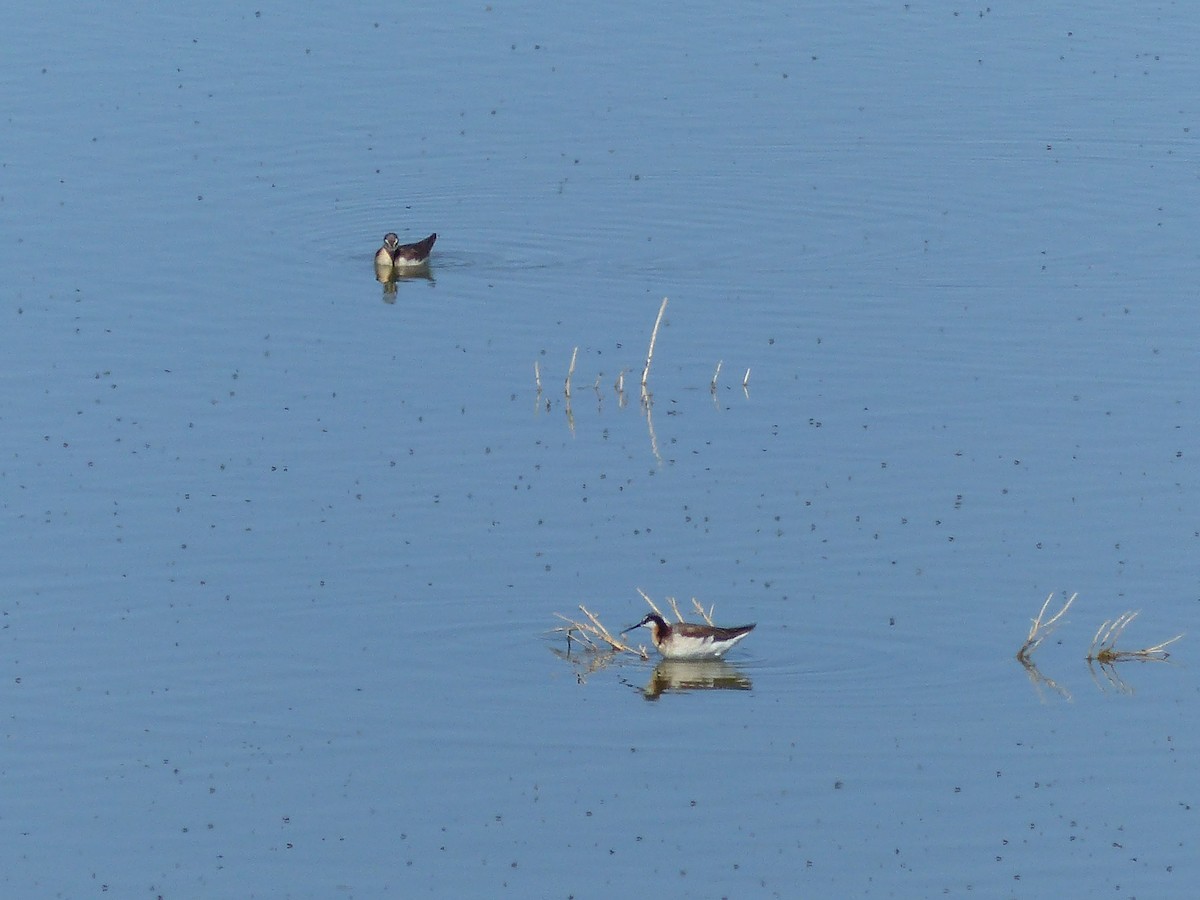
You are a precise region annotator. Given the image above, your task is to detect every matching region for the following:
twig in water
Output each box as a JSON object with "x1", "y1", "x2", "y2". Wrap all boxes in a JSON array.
[
  {"x1": 1087, "y1": 610, "x2": 1182, "y2": 664},
  {"x1": 553, "y1": 615, "x2": 601, "y2": 652},
  {"x1": 551, "y1": 605, "x2": 647, "y2": 659},
  {"x1": 1016, "y1": 592, "x2": 1076, "y2": 662},
  {"x1": 641, "y1": 297, "x2": 669, "y2": 388},
  {"x1": 666, "y1": 595, "x2": 684, "y2": 622},
  {"x1": 534, "y1": 360, "x2": 542, "y2": 394},
  {"x1": 637, "y1": 587, "x2": 666, "y2": 620},
  {"x1": 564, "y1": 346, "x2": 578, "y2": 398},
  {"x1": 742, "y1": 368, "x2": 751, "y2": 389},
  {"x1": 690, "y1": 597, "x2": 715, "y2": 625},
  {"x1": 711, "y1": 360, "x2": 722, "y2": 393},
  {"x1": 637, "y1": 590, "x2": 715, "y2": 627}
]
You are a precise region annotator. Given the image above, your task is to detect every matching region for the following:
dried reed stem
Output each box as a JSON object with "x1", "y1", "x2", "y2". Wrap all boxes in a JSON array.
[
  {"x1": 711, "y1": 361, "x2": 722, "y2": 392},
  {"x1": 578, "y1": 604, "x2": 619, "y2": 645},
  {"x1": 666, "y1": 595, "x2": 684, "y2": 622},
  {"x1": 691, "y1": 597, "x2": 715, "y2": 626},
  {"x1": 1016, "y1": 592, "x2": 1076, "y2": 661},
  {"x1": 564, "y1": 346, "x2": 578, "y2": 398},
  {"x1": 641, "y1": 297, "x2": 668, "y2": 388},
  {"x1": 553, "y1": 613, "x2": 601, "y2": 651},
  {"x1": 552, "y1": 605, "x2": 647, "y2": 659},
  {"x1": 638, "y1": 590, "x2": 716, "y2": 626},
  {"x1": 1087, "y1": 609, "x2": 1183, "y2": 664},
  {"x1": 636, "y1": 587, "x2": 665, "y2": 619}
]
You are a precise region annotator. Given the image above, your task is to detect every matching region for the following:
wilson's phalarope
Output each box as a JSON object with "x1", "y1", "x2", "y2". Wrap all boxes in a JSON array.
[
  {"x1": 621, "y1": 613, "x2": 755, "y2": 660},
  {"x1": 376, "y1": 232, "x2": 437, "y2": 268}
]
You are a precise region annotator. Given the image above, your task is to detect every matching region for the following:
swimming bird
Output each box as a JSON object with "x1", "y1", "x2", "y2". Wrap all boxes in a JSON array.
[
  {"x1": 621, "y1": 613, "x2": 755, "y2": 660},
  {"x1": 376, "y1": 232, "x2": 437, "y2": 268}
]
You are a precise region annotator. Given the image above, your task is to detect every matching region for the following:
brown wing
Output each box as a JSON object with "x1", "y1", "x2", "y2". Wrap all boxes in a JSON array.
[
  {"x1": 394, "y1": 232, "x2": 437, "y2": 262},
  {"x1": 674, "y1": 622, "x2": 756, "y2": 640}
]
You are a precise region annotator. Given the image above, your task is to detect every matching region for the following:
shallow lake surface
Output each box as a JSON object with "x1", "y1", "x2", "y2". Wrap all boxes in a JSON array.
[{"x1": 3, "y1": 2, "x2": 1199, "y2": 897}]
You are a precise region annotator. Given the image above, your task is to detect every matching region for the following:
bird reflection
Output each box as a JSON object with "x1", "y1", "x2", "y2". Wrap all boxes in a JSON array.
[
  {"x1": 639, "y1": 659, "x2": 753, "y2": 701},
  {"x1": 376, "y1": 264, "x2": 435, "y2": 302}
]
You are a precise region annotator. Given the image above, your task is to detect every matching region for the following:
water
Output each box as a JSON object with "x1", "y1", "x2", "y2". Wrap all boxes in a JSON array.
[{"x1": 3, "y1": 1, "x2": 1199, "y2": 897}]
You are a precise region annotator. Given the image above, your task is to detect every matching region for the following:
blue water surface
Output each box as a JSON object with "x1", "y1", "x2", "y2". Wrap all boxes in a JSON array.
[{"x1": 2, "y1": 1, "x2": 1198, "y2": 897}]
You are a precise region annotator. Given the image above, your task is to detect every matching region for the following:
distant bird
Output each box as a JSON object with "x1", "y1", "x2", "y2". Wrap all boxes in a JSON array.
[
  {"x1": 375, "y1": 232, "x2": 437, "y2": 268},
  {"x1": 621, "y1": 613, "x2": 755, "y2": 660}
]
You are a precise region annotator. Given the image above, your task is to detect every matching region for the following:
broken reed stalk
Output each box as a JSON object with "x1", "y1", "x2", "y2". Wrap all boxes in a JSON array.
[
  {"x1": 1016, "y1": 592, "x2": 1076, "y2": 662},
  {"x1": 742, "y1": 368, "x2": 751, "y2": 388},
  {"x1": 553, "y1": 613, "x2": 601, "y2": 652},
  {"x1": 578, "y1": 604, "x2": 620, "y2": 646},
  {"x1": 534, "y1": 360, "x2": 542, "y2": 393},
  {"x1": 711, "y1": 361, "x2": 722, "y2": 392},
  {"x1": 1087, "y1": 610, "x2": 1183, "y2": 664},
  {"x1": 553, "y1": 605, "x2": 647, "y2": 659},
  {"x1": 641, "y1": 297, "x2": 669, "y2": 388},
  {"x1": 638, "y1": 589, "x2": 714, "y2": 626},
  {"x1": 667, "y1": 595, "x2": 684, "y2": 622},
  {"x1": 637, "y1": 587, "x2": 666, "y2": 620},
  {"x1": 564, "y1": 346, "x2": 578, "y2": 398}
]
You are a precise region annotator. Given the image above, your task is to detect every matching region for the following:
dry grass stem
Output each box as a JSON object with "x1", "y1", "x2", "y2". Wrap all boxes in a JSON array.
[
  {"x1": 711, "y1": 361, "x2": 722, "y2": 392},
  {"x1": 564, "y1": 346, "x2": 578, "y2": 398},
  {"x1": 578, "y1": 604, "x2": 618, "y2": 643},
  {"x1": 641, "y1": 297, "x2": 669, "y2": 388},
  {"x1": 551, "y1": 605, "x2": 647, "y2": 660},
  {"x1": 636, "y1": 587, "x2": 665, "y2": 620},
  {"x1": 666, "y1": 595, "x2": 684, "y2": 622},
  {"x1": 1087, "y1": 610, "x2": 1183, "y2": 664},
  {"x1": 552, "y1": 613, "x2": 602, "y2": 651},
  {"x1": 637, "y1": 590, "x2": 715, "y2": 626},
  {"x1": 534, "y1": 360, "x2": 542, "y2": 393},
  {"x1": 742, "y1": 368, "x2": 751, "y2": 388},
  {"x1": 1016, "y1": 592, "x2": 1076, "y2": 661}
]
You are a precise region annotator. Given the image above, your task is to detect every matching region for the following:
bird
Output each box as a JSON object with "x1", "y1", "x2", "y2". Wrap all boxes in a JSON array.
[
  {"x1": 621, "y1": 613, "x2": 755, "y2": 660},
  {"x1": 375, "y1": 232, "x2": 437, "y2": 268}
]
